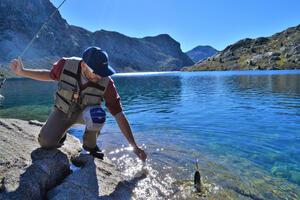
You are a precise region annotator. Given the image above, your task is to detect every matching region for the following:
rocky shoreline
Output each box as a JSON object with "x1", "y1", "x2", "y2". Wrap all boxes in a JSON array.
[{"x1": 0, "y1": 118, "x2": 144, "y2": 200}]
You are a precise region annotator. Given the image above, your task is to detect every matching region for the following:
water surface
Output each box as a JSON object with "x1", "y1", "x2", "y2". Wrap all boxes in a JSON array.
[{"x1": 1, "y1": 70, "x2": 300, "y2": 199}]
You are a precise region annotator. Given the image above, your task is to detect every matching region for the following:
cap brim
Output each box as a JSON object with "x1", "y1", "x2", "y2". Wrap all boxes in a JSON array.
[{"x1": 94, "y1": 65, "x2": 115, "y2": 77}]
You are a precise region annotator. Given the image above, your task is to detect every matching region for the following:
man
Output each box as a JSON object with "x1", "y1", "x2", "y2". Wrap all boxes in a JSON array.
[{"x1": 10, "y1": 46, "x2": 147, "y2": 161}]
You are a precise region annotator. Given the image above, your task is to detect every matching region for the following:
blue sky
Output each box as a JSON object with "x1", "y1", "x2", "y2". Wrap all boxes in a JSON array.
[{"x1": 50, "y1": 0, "x2": 300, "y2": 52}]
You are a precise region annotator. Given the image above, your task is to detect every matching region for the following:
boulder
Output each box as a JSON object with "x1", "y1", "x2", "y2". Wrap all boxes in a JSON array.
[
  {"x1": 254, "y1": 37, "x2": 269, "y2": 45},
  {"x1": 293, "y1": 46, "x2": 300, "y2": 54},
  {"x1": 0, "y1": 118, "x2": 132, "y2": 200},
  {"x1": 270, "y1": 56, "x2": 280, "y2": 61},
  {"x1": 271, "y1": 52, "x2": 281, "y2": 57}
]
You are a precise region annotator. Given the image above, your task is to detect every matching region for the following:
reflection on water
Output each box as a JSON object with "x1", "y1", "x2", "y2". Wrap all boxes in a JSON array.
[{"x1": 1, "y1": 70, "x2": 300, "y2": 199}]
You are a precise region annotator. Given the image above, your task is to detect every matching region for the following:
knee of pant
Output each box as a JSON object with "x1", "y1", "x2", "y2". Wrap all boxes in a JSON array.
[{"x1": 38, "y1": 128, "x2": 56, "y2": 149}]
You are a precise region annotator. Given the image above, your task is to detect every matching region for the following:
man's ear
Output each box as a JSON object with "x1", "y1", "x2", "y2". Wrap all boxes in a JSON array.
[{"x1": 81, "y1": 61, "x2": 88, "y2": 72}]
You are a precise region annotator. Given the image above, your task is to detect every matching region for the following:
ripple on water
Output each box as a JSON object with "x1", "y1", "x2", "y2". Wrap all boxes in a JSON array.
[{"x1": 1, "y1": 71, "x2": 300, "y2": 199}]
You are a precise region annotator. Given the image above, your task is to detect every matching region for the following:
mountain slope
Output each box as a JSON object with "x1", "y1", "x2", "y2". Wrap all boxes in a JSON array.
[
  {"x1": 186, "y1": 45, "x2": 218, "y2": 62},
  {"x1": 0, "y1": 0, "x2": 193, "y2": 75},
  {"x1": 184, "y1": 25, "x2": 300, "y2": 71}
]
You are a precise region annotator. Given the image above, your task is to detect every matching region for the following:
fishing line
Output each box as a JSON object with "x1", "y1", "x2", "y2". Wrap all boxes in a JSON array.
[
  {"x1": 19, "y1": 0, "x2": 67, "y2": 59},
  {"x1": 0, "y1": 0, "x2": 67, "y2": 104}
]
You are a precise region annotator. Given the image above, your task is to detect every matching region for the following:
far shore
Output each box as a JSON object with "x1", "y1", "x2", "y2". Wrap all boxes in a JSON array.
[{"x1": 2, "y1": 68, "x2": 300, "y2": 80}]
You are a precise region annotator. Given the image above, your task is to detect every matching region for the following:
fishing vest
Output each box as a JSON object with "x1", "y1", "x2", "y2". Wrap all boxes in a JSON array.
[{"x1": 54, "y1": 57, "x2": 110, "y2": 115}]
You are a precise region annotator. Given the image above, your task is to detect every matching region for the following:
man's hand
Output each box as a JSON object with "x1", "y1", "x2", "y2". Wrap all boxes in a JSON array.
[
  {"x1": 10, "y1": 58, "x2": 24, "y2": 76},
  {"x1": 133, "y1": 146, "x2": 147, "y2": 162},
  {"x1": 10, "y1": 58, "x2": 52, "y2": 81},
  {"x1": 115, "y1": 112, "x2": 148, "y2": 162}
]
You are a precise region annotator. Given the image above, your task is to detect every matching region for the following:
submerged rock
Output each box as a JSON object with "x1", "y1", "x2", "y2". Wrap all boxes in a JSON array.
[{"x1": 0, "y1": 118, "x2": 127, "y2": 200}]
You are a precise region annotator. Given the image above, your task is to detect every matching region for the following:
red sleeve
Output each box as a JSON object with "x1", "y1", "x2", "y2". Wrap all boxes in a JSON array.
[
  {"x1": 50, "y1": 58, "x2": 66, "y2": 81},
  {"x1": 103, "y1": 78, "x2": 123, "y2": 116}
]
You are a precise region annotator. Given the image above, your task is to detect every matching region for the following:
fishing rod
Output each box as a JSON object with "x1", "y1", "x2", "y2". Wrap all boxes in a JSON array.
[
  {"x1": 0, "y1": 0, "x2": 67, "y2": 104},
  {"x1": 19, "y1": 0, "x2": 67, "y2": 59}
]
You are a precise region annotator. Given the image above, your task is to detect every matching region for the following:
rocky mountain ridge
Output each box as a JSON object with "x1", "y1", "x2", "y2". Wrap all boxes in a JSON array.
[
  {"x1": 185, "y1": 24, "x2": 300, "y2": 71},
  {"x1": 0, "y1": 0, "x2": 193, "y2": 76}
]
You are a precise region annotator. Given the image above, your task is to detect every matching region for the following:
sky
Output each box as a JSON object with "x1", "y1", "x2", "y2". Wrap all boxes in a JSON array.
[{"x1": 50, "y1": 0, "x2": 300, "y2": 52}]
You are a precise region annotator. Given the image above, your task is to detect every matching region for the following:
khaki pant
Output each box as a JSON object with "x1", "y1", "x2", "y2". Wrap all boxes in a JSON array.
[{"x1": 38, "y1": 107, "x2": 103, "y2": 150}]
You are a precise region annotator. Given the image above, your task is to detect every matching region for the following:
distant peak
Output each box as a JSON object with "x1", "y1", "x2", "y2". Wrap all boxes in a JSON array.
[
  {"x1": 186, "y1": 45, "x2": 219, "y2": 63},
  {"x1": 189, "y1": 45, "x2": 219, "y2": 52}
]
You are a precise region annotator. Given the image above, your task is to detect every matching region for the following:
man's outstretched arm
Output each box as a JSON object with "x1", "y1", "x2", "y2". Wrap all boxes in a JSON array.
[
  {"x1": 104, "y1": 79, "x2": 147, "y2": 162},
  {"x1": 10, "y1": 58, "x2": 53, "y2": 81},
  {"x1": 115, "y1": 112, "x2": 147, "y2": 162}
]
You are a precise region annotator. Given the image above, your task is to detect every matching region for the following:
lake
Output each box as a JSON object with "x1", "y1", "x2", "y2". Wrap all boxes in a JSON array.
[{"x1": 1, "y1": 70, "x2": 300, "y2": 199}]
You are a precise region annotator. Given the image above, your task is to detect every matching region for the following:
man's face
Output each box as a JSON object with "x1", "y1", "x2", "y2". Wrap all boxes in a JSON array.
[{"x1": 81, "y1": 62, "x2": 102, "y2": 82}]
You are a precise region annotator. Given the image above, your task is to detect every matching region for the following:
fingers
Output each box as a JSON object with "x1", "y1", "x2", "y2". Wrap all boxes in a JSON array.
[
  {"x1": 17, "y1": 57, "x2": 23, "y2": 66},
  {"x1": 140, "y1": 150, "x2": 147, "y2": 160},
  {"x1": 10, "y1": 58, "x2": 22, "y2": 66},
  {"x1": 142, "y1": 151, "x2": 147, "y2": 161},
  {"x1": 139, "y1": 153, "x2": 147, "y2": 162},
  {"x1": 10, "y1": 59, "x2": 17, "y2": 70},
  {"x1": 9, "y1": 59, "x2": 22, "y2": 76},
  {"x1": 10, "y1": 58, "x2": 22, "y2": 70},
  {"x1": 10, "y1": 59, "x2": 19, "y2": 68},
  {"x1": 135, "y1": 148, "x2": 147, "y2": 162}
]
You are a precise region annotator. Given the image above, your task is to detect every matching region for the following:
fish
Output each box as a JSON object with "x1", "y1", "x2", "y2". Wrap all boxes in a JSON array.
[
  {"x1": 194, "y1": 160, "x2": 202, "y2": 192},
  {"x1": 0, "y1": 177, "x2": 6, "y2": 192}
]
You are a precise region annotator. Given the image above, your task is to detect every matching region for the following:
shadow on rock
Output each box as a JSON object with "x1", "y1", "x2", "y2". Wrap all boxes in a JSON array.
[
  {"x1": 48, "y1": 154, "x2": 146, "y2": 200},
  {"x1": 99, "y1": 173, "x2": 147, "y2": 200},
  {"x1": 1, "y1": 148, "x2": 70, "y2": 200}
]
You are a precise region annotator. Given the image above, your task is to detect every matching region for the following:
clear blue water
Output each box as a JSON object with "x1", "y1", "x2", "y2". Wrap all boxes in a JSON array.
[{"x1": 1, "y1": 70, "x2": 300, "y2": 199}]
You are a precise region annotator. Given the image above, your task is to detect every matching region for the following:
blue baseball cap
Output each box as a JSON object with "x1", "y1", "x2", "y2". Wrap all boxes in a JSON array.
[{"x1": 82, "y1": 46, "x2": 115, "y2": 77}]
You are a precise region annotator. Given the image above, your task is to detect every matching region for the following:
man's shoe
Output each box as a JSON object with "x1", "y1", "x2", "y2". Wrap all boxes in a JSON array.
[
  {"x1": 90, "y1": 150, "x2": 104, "y2": 160},
  {"x1": 57, "y1": 134, "x2": 67, "y2": 148},
  {"x1": 83, "y1": 145, "x2": 104, "y2": 160}
]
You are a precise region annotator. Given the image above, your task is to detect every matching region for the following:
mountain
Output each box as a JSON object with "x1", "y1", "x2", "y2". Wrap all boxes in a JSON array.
[
  {"x1": 186, "y1": 45, "x2": 218, "y2": 62},
  {"x1": 0, "y1": 0, "x2": 193, "y2": 76},
  {"x1": 184, "y1": 24, "x2": 300, "y2": 71}
]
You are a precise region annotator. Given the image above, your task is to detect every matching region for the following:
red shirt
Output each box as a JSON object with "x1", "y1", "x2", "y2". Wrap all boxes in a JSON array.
[{"x1": 50, "y1": 58, "x2": 123, "y2": 116}]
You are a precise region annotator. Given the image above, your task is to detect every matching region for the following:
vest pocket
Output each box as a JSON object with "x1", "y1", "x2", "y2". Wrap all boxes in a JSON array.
[
  {"x1": 81, "y1": 93, "x2": 102, "y2": 106},
  {"x1": 56, "y1": 88, "x2": 74, "y2": 101},
  {"x1": 58, "y1": 80, "x2": 77, "y2": 91},
  {"x1": 55, "y1": 92, "x2": 70, "y2": 114}
]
